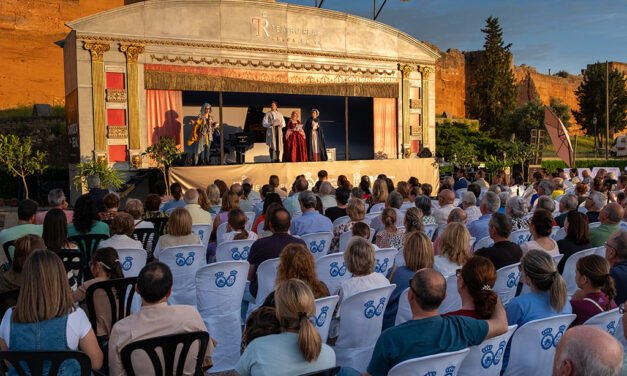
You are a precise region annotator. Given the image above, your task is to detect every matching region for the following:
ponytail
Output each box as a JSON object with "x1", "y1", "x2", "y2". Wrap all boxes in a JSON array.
[
  {"x1": 601, "y1": 274, "x2": 617, "y2": 308},
  {"x1": 228, "y1": 208, "x2": 249, "y2": 240},
  {"x1": 576, "y1": 255, "x2": 616, "y2": 308},
  {"x1": 461, "y1": 256, "x2": 497, "y2": 319},
  {"x1": 548, "y1": 271, "x2": 567, "y2": 313},
  {"x1": 474, "y1": 289, "x2": 498, "y2": 320},
  {"x1": 93, "y1": 247, "x2": 124, "y2": 279},
  {"x1": 522, "y1": 250, "x2": 567, "y2": 312},
  {"x1": 298, "y1": 313, "x2": 322, "y2": 362},
  {"x1": 382, "y1": 208, "x2": 397, "y2": 232},
  {"x1": 234, "y1": 228, "x2": 249, "y2": 241}
]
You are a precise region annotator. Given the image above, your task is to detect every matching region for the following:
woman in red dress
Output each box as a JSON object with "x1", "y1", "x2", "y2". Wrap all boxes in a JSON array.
[{"x1": 283, "y1": 111, "x2": 308, "y2": 162}]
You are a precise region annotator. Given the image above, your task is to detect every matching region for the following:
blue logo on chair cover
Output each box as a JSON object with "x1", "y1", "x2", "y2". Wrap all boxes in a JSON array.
[
  {"x1": 175, "y1": 252, "x2": 196, "y2": 266},
  {"x1": 506, "y1": 272, "x2": 520, "y2": 288},
  {"x1": 375, "y1": 258, "x2": 389, "y2": 273},
  {"x1": 310, "y1": 240, "x2": 326, "y2": 254},
  {"x1": 197, "y1": 230, "x2": 205, "y2": 240},
  {"x1": 330, "y1": 261, "x2": 347, "y2": 277},
  {"x1": 215, "y1": 270, "x2": 238, "y2": 288},
  {"x1": 315, "y1": 306, "x2": 329, "y2": 327},
  {"x1": 480, "y1": 340, "x2": 507, "y2": 368},
  {"x1": 607, "y1": 321, "x2": 617, "y2": 335},
  {"x1": 230, "y1": 246, "x2": 250, "y2": 260},
  {"x1": 541, "y1": 325, "x2": 566, "y2": 350},
  {"x1": 423, "y1": 372, "x2": 436, "y2": 376},
  {"x1": 121, "y1": 256, "x2": 133, "y2": 271},
  {"x1": 364, "y1": 297, "x2": 386, "y2": 319},
  {"x1": 444, "y1": 365, "x2": 456, "y2": 376}
]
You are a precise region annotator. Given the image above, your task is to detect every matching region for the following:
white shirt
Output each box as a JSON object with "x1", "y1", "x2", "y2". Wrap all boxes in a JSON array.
[
  {"x1": 222, "y1": 230, "x2": 258, "y2": 243},
  {"x1": 520, "y1": 239, "x2": 560, "y2": 256},
  {"x1": 134, "y1": 219, "x2": 154, "y2": 229},
  {"x1": 98, "y1": 234, "x2": 144, "y2": 250},
  {"x1": 0, "y1": 307, "x2": 91, "y2": 349},
  {"x1": 434, "y1": 204, "x2": 455, "y2": 225},
  {"x1": 434, "y1": 255, "x2": 463, "y2": 277},
  {"x1": 465, "y1": 206, "x2": 482, "y2": 223}
]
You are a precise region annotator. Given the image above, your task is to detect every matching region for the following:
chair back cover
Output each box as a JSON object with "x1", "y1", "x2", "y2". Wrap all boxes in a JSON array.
[
  {"x1": 159, "y1": 244, "x2": 207, "y2": 306},
  {"x1": 439, "y1": 274, "x2": 462, "y2": 314},
  {"x1": 215, "y1": 239, "x2": 255, "y2": 262},
  {"x1": 369, "y1": 203, "x2": 385, "y2": 213},
  {"x1": 339, "y1": 231, "x2": 354, "y2": 253},
  {"x1": 191, "y1": 224, "x2": 212, "y2": 249},
  {"x1": 316, "y1": 253, "x2": 352, "y2": 294},
  {"x1": 563, "y1": 247, "x2": 599, "y2": 296},
  {"x1": 335, "y1": 284, "x2": 396, "y2": 373},
  {"x1": 583, "y1": 307, "x2": 622, "y2": 335},
  {"x1": 216, "y1": 222, "x2": 228, "y2": 245},
  {"x1": 424, "y1": 224, "x2": 438, "y2": 240},
  {"x1": 394, "y1": 288, "x2": 411, "y2": 326},
  {"x1": 494, "y1": 263, "x2": 521, "y2": 304},
  {"x1": 504, "y1": 314, "x2": 576, "y2": 376},
  {"x1": 247, "y1": 257, "x2": 280, "y2": 316},
  {"x1": 553, "y1": 227, "x2": 566, "y2": 241},
  {"x1": 196, "y1": 261, "x2": 249, "y2": 371},
  {"x1": 458, "y1": 325, "x2": 517, "y2": 376},
  {"x1": 244, "y1": 212, "x2": 256, "y2": 231},
  {"x1": 374, "y1": 248, "x2": 398, "y2": 275},
  {"x1": 332, "y1": 216, "x2": 350, "y2": 228},
  {"x1": 509, "y1": 230, "x2": 531, "y2": 245},
  {"x1": 388, "y1": 348, "x2": 470, "y2": 376},
  {"x1": 549, "y1": 226, "x2": 561, "y2": 240},
  {"x1": 473, "y1": 236, "x2": 494, "y2": 251},
  {"x1": 313, "y1": 295, "x2": 340, "y2": 343},
  {"x1": 301, "y1": 232, "x2": 333, "y2": 260},
  {"x1": 116, "y1": 248, "x2": 148, "y2": 278}
]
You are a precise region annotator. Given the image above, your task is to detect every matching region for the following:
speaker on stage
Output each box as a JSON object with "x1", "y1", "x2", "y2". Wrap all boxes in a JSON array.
[{"x1": 418, "y1": 148, "x2": 432, "y2": 158}]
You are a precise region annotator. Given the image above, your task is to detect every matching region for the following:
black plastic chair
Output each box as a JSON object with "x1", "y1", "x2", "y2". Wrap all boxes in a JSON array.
[
  {"x1": 68, "y1": 234, "x2": 109, "y2": 263},
  {"x1": 85, "y1": 277, "x2": 138, "y2": 341},
  {"x1": 299, "y1": 367, "x2": 342, "y2": 376},
  {"x1": 2, "y1": 240, "x2": 15, "y2": 269},
  {"x1": 120, "y1": 331, "x2": 209, "y2": 376},
  {"x1": 56, "y1": 250, "x2": 86, "y2": 288},
  {"x1": 0, "y1": 289, "x2": 19, "y2": 317},
  {"x1": 132, "y1": 228, "x2": 160, "y2": 261},
  {"x1": 0, "y1": 350, "x2": 91, "y2": 376},
  {"x1": 144, "y1": 217, "x2": 169, "y2": 236}
]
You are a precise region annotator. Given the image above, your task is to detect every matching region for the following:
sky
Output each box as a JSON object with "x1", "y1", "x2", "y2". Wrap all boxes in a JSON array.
[{"x1": 286, "y1": 0, "x2": 627, "y2": 75}]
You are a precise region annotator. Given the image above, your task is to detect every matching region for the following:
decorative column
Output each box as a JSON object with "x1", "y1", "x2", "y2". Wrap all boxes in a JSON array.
[
  {"x1": 399, "y1": 64, "x2": 416, "y2": 159},
  {"x1": 119, "y1": 44, "x2": 145, "y2": 155},
  {"x1": 83, "y1": 42, "x2": 110, "y2": 155},
  {"x1": 420, "y1": 66, "x2": 434, "y2": 150}
]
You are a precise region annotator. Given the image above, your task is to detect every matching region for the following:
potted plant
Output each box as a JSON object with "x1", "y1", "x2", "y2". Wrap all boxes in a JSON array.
[
  {"x1": 0, "y1": 134, "x2": 47, "y2": 199},
  {"x1": 73, "y1": 158, "x2": 123, "y2": 192},
  {"x1": 143, "y1": 137, "x2": 182, "y2": 195}
]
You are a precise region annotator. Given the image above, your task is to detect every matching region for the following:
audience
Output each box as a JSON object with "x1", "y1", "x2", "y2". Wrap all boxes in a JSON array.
[
  {"x1": 402, "y1": 207, "x2": 423, "y2": 236},
  {"x1": 331, "y1": 198, "x2": 366, "y2": 251},
  {"x1": 161, "y1": 183, "x2": 185, "y2": 212},
  {"x1": 370, "y1": 191, "x2": 405, "y2": 233},
  {"x1": 584, "y1": 191, "x2": 606, "y2": 223},
  {"x1": 252, "y1": 184, "x2": 275, "y2": 218},
  {"x1": 433, "y1": 189, "x2": 456, "y2": 225},
  {"x1": 453, "y1": 169, "x2": 468, "y2": 190},
  {"x1": 0, "y1": 235, "x2": 45, "y2": 314},
  {"x1": 461, "y1": 191, "x2": 481, "y2": 223},
  {"x1": 42, "y1": 208, "x2": 77, "y2": 252},
  {"x1": 252, "y1": 193, "x2": 282, "y2": 235},
  {"x1": 325, "y1": 187, "x2": 350, "y2": 223},
  {"x1": 206, "y1": 184, "x2": 222, "y2": 210},
  {"x1": 98, "y1": 213, "x2": 143, "y2": 250},
  {"x1": 212, "y1": 191, "x2": 240, "y2": 233},
  {"x1": 445, "y1": 256, "x2": 498, "y2": 319},
  {"x1": 605, "y1": 230, "x2": 627, "y2": 304},
  {"x1": 318, "y1": 182, "x2": 337, "y2": 211},
  {"x1": 555, "y1": 194, "x2": 578, "y2": 227},
  {"x1": 87, "y1": 175, "x2": 109, "y2": 213},
  {"x1": 183, "y1": 188, "x2": 213, "y2": 225},
  {"x1": 143, "y1": 193, "x2": 166, "y2": 219},
  {"x1": 557, "y1": 211, "x2": 592, "y2": 273},
  {"x1": 242, "y1": 306, "x2": 281, "y2": 349},
  {"x1": 506, "y1": 196, "x2": 529, "y2": 231},
  {"x1": 520, "y1": 209, "x2": 559, "y2": 256},
  {"x1": 284, "y1": 177, "x2": 308, "y2": 217},
  {"x1": 290, "y1": 191, "x2": 333, "y2": 236},
  {"x1": 553, "y1": 325, "x2": 624, "y2": 376},
  {"x1": 100, "y1": 193, "x2": 120, "y2": 221},
  {"x1": 153, "y1": 208, "x2": 201, "y2": 258},
  {"x1": 35, "y1": 188, "x2": 73, "y2": 224},
  {"x1": 475, "y1": 212, "x2": 523, "y2": 270},
  {"x1": 239, "y1": 183, "x2": 256, "y2": 213},
  {"x1": 569, "y1": 254, "x2": 617, "y2": 326},
  {"x1": 366, "y1": 178, "x2": 388, "y2": 212},
  {"x1": 415, "y1": 195, "x2": 436, "y2": 226},
  {"x1": 0, "y1": 199, "x2": 42, "y2": 263},
  {"x1": 589, "y1": 202, "x2": 624, "y2": 247},
  {"x1": 124, "y1": 199, "x2": 154, "y2": 229},
  {"x1": 468, "y1": 191, "x2": 500, "y2": 240},
  {"x1": 434, "y1": 223, "x2": 471, "y2": 277},
  {"x1": 222, "y1": 209, "x2": 258, "y2": 243},
  {"x1": 374, "y1": 208, "x2": 405, "y2": 249},
  {"x1": 68, "y1": 194, "x2": 109, "y2": 238}
]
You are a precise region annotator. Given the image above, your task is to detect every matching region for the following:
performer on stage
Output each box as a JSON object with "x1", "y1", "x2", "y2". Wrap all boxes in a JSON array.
[
  {"x1": 283, "y1": 111, "x2": 308, "y2": 163},
  {"x1": 187, "y1": 103, "x2": 218, "y2": 165},
  {"x1": 304, "y1": 108, "x2": 328, "y2": 161},
  {"x1": 262, "y1": 101, "x2": 286, "y2": 162}
]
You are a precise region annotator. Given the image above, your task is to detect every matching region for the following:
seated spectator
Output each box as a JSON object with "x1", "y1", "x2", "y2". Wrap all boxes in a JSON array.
[
  {"x1": 520, "y1": 209, "x2": 559, "y2": 256},
  {"x1": 124, "y1": 199, "x2": 154, "y2": 229},
  {"x1": 360, "y1": 175, "x2": 372, "y2": 198},
  {"x1": 433, "y1": 208, "x2": 467, "y2": 254},
  {"x1": 143, "y1": 194, "x2": 166, "y2": 219},
  {"x1": 509, "y1": 174, "x2": 526, "y2": 197},
  {"x1": 284, "y1": 177, "x2": 308, "y2": 217},
  {"x1": 262, "y1": 244, "x2": 329, "y2": 306},
  {"x1": 568, "y1": 168, "x2": 581, "y2": 184},
  {"x1": 434, "y1": 223, "x2": 471, "y2": 277},
  {"x1": 453, "y1": 169, "x2": 468, "y2": 191},
  {"x1": 100, "y1": 193, "x2": 120, "y2": 221},
  {"x1": 506, "y1": 249, "x2": 572, "y2": 327},
  {"x1": 468, "y1": 191, "x2": 500, "y2": 240},
  {"x1": 222, "y1": 209, "x2": 258, "y2": 243},
  {"x1": 415, "y1": 195, "x2": 436, "y2": 226},
  {"x1": 557, "y1": 211, "x2": 591, "y2": 273},
  {"x1": 351, "y1": 222, "x2": 375, "y2": 248},
  {"x1": 589, "y1": 203, "x2": 624, "y2": 247},
  {"x1": 585, "y1": 191, "x2": 606, "y2": 223},
  {"x1": 383, "y1": 231, "x2": 434, "y2": 329},
  {"x1": 366, "y1": 178, "x2": 388, "y2": 212},
  {"x1": 370, "y1": 191, "x2": 405, "y2": 233},
  {"x1": 98, "y1": 213, "x2": 143, "y2": 251},
  {"x1": 243, "y1": 178, "x2": 260, "y2": 201},
  {"x1": 269, "y1": 175, "x2": 287, "y2": 199},
  {"x1": 462, "y1": 191, "x2": 481, "y2": 223},
  {"x1": 421, "y1": 183, "x2": 434, "y2": 199},
  {"x1": 0, "y1": 249, "x2": 103, "y2": 371},
  {"x1": 574, "y1": 182, "x2": 588, "y2": 207},
  {"x1": 239, "y1": 183, "x2": 256, "y2": 213},
  {"x1": 555, "y1": 194, "x2": 578, "y2": 227},
  {"x1": 433, "y1": 189, "x2": 456, "y2": 225},
  {"x1": 87, "y1": 174, "x2": 109, "y2": 213},
  {"x1": 605, "y1": 230, "x2": 627, "y2": 304},
  {"x1": 236, "y1": 279, "x2": 335, "y2": 376},
  {"x1": 153, "y1": 208, "x2": 201, "y2": 258},
  {"x1": 403, "y1": 207, "x2": 424, "y2": 237},
  {"x1": 161, "y1": 183, "x2": 186, "y2": 213},
  {"x1": 73, "y1": 247, "x2": 124, "y2": 336},
  {"x1": 553, "y1": 325, "x2": 624, "y2": 376},
  {"x1": 331, "y1": 198, "x2": 366, "y2": 251},
  {"x1": 108, "y1": 262, "x2": 213, "y2": 375},
  {"x1": 569, "y1": 255, "x2": 617, "y2": 326},
  {"x1": 375, "y1": 208, "x2": 405, "y2": 249},
  {"x1": 206, "y1": 184, "x2": 222, "y2": 213},
  {"x1": 212, "y1": 191, "x2": 240, "y2": 235},
  {"x1": 497, "y1": 192, "x2": 510, "y2": 214},
  {"x1": 474, "y1": 170, "x2": 490, "y2": 190},
  {"x1": 242, "y1": 306, "x2": 281, "y2": 349},
  {"x1": 312, "y1": 170, "x2": 328, "y2": 194},
  {"x1": 396, "y1": 181, "x2": 411, "y2": 203},
  {"x1": 532, "y1": 180, "x2": 554, "y2": 207},
  {"x1": 445, "y1": 256, "x2": 498, "y2": 319},
  {"x1": 252, "y1": 193, "x2": 282, "y2": 235},
  {"x1": 475, "y1": 213, "x2": 523, "y2": 270},
  {"x1": 318, "y1": 182, "x2": 337, "y2": 211},
  {"x1": 196, "y1": 187, "x2": 211, "y2": 213},
  {"x1": 0, "y1": 199, "x2": 42, "y2": 263},
  {"x1": 366, "y1": 268, "x2": 507, "y2": 376},
  {"x1": 252, "y1": 184, "x2": 274, "y2": 219},
  {"x1": 68, "y1": 194, "x2": 109, "y2": 238},
  {"x1": 290, "y1": 191, "x2": 333, "y2": 236},
  {"x1": 42, "y1": 208, "x2": 78, "y2": 252},
  {"x1": 489, "y1": 184, "x2": 501, "y2": 195},
  {"x1": 324, "y1": 187, "x2": 350, "y2": 223},
  {"x1": 183, "y1": 188, "x2": 213, "y2": 225},
  {"x1": 248, "y1": 208, "x2": 305, "y2": 298},
  {"x1": 535, "y1": 195, "x2": 556, "y2": 215},
  {"x1": 0, "y1": 235, "x2": 45, "y2": 315},
  {"x1": 552, "y1": 178, "x2": 566, "y2": 199},
  {"x1": 337, "y1": 174, "x2": 352, "y2": 190},
  {"x1": 35, "y1": 188, "x2": 73, "y2": 225}
]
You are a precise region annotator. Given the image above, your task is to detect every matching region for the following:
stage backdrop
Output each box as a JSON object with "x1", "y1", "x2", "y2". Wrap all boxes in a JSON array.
[{"x1": 169, "y1": 159, "x2": 438, "y2": 193}]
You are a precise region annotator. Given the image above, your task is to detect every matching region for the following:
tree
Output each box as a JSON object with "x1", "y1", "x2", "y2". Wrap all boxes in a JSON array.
[
  {"x1": 73, "y1": 158, "x2": 123, "y2": 191},
  {"x1": 503, "y1": 98, "x2": 572, "y2": 142},
  {"x1": 0, "y1": 134, "x2": 47, "y2": 199},
  {"x1": 573, "y1": 62, "x2": 627, "y2": 150},
  {"x1": 468, "y1": 16, "x2": 517, "y2": 135},
  {"x1": 144, "y1": 137, "x2": 182, "y2": 195},
  {"x1": 549, "y1": 97, "x2": 572, "y2": 128}
]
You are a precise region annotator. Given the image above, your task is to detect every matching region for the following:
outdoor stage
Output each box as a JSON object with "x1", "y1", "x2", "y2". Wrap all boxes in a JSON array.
[{"x1": 169, "y1": 158, "x2": 439, "y2": 191}]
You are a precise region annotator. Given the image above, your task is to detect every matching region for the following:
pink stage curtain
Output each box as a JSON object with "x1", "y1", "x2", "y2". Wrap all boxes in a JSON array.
[
  {"x1": 373, "y1": 98, "x2": 397, "y2": 158},
  {"x1": 146, "y1": 90, "x2": 183, "y2": 147}
]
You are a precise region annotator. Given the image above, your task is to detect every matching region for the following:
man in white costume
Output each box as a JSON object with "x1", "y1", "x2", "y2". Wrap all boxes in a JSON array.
[{"x1": 262, "y1": 101, "x2": 286, "y2": 162}]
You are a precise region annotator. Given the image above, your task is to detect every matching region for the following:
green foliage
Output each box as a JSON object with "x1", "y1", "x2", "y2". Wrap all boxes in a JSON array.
[
  {"x1": 468, "y1": 16, "x2": 517, "y2": 135},
  {"x1": 573, "y1": 62, "x2": 627, "y2": 148},
  {"x1": 144, "y1": 137, "x2": 182, "y2": 194},
  {"x1": 73, "y1": 158, "x2": 123, "y2": 191},
  {"x1": 541, "y1": 159, "x2": 627, "y2": 171},
  {"x1": 0, "y1": 134, "x2": 48, "y2": 199},
  {"x1": 549, "y1": 98, "x2": 572, "y2": 129},
  {"x1": 502, "y1": 98, "x2": 572, "y2": 142}
]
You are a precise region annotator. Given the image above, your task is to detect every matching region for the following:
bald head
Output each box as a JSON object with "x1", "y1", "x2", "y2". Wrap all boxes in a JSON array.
[
  {"x1": 230, "y1": 183, "x2": 243, "y2": 195},
  {"x1": 439, "y1": 189, "x2": 455, "y2": 206},
  {"x1": 600, "y1": 203, "x2": 624, "y2": 225},
  {"x1": 409, "y1": 268, "x2": 446, "y2": 312},
  {"x1": 553, "y1": 325, "x2": 623, "y2": 376},
  {"x1": 184, "y1": 189, "x2": 198, "y2": 204},
  {"x1": 448, "y1": 208, "x2": 467, "y2": 224}
]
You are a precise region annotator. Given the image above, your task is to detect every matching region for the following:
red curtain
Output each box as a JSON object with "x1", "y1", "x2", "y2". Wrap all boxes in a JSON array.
[
  {"x1": 146, "y1": 90, "x2": 183, "y2": 147},
  {"x1": 373, "y1": 98, "x2": 397, "y2": 158}
]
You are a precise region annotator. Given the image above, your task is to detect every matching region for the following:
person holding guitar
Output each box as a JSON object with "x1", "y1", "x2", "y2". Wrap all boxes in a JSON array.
[{"x1": 188, "y1": 103, "x2": 218, "y2": 165}]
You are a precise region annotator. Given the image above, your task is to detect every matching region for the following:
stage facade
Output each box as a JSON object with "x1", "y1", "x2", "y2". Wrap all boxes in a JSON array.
[{"x1": 63, "y1": 0, "x2": 440, "y2": 197}]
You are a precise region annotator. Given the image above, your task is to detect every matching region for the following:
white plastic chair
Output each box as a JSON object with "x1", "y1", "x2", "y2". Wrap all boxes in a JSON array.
[
  {"x1": 369, "y1": 202, "x2": 385, "y2": 213},
  {"x1": 335, "y1": 284, "x2": 396, "y2": 373},
  {"x1": 583, "y1": 307, "x2": 622, "y2": 335},
  {"x1": 195, "y1": 261, "x2": 249, "y2": 371},
  {"x1": 400, "y1": 202, "x2": 415, "y2": 211},
  {"x1": 620, "y1": 221, "x2": 627, "y2": 231},
  {"x1": 549, "y1": 226, "x2": 561, "y2": 240},
  {"x1": 116, "y1": 248, "x2": 147, "y2": 278},
  {"x1": 247, "y1": 257, "x2": 280, "y2": 315},
  {"x1": 333, "y1": 215, "x2": 350, "y2": 228},
  {"x1": 374, "y1": 248, "x2": 398, "y2": 275},
  {"x1": 424, "y1": 224, "x2": 438, "y2": 240},
  {"x1": 339, "y1": 231, "x2": 354, "y2": 253},
  {"x1": 589, "y1": 221, "x2": 601, "y2": 229},
  {"x1": 313, "y1": 295, "x2": 340, "y2": 343},
  {"x1": 473, "y1": 236, "x2": 494, "y2": 252},
  {"x1": 394, "y1": 288, "x2": 411, "y2": 326},
  {"x1": 469, "y1": 237, "x2": 476, "y2": 250},
  {"x1": 503, "y1": 314, "x2": 576, "y2": 376},
  {"x1": 394, "y1": 247, "x2": 406, "y2": 268},
  {"x1": 439, "y1": 274, "x2": 462, "y2": 314},
  {"x1": 301, "y1": 232, "x2": 333, "y2": 260},
  {"x1": 431, "y1": 200, "x2": 441, "y2": 210},
  {"x1": 192, "y1": 224, "x2": 212, "y2": 250},
  {"x1": 316, "y1": 253, "x2": 352, "y2": 294},
  {"x1": 255, "y1": 220, "x2": 265, "y2": 234},
  {"x1": 494, "y1": 263, "x2": 521, "y2": 305},
  {"x1": 215, "y1": 239, "x2": 255, "y2": 262},
  {"x1": 158, "y1": 244, "x2": 207, "y2": 306},
  {"x1": 552, "y1": 254, "x2": 564, "y2": 266},
  {"x1": 459, "y1": 326, "x2": 518, "y2": 376},
  {"x1": 215, "y1": 222, "x2": 228, "y2": 245},
  {"x1": 593, "y1": 245, "x2": 606, "y2": 257},
  {"x1": 244, "y1": 212, "x2": 255, "y2": 231},
  {"x1": 563, "y1": 247, "x2": 600, "y2": 296},
  {"x1": 389, "y1": 348, "x2": 470, "y2": 376},
  {"x1": 211, "y1": 205, "x2": 221, "y2": 214},
  {"x1": 509, "y1": 229, "x2": 531, "y2": 245},
  {"x1": 553, "y1": 227, "x2": 566, "y2": 241},
  {"x1": 455, "y1": 188, "x2": 467, "y2": 199}
]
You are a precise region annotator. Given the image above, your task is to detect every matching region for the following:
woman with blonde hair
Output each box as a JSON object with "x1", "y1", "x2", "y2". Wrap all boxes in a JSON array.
[
  {"x1": 212, "y1": 191, "x2": 241, "y2": 234},
  {"x1": 235, "y1": 279, "x2": 335, "y2": 375},
  {"x1": 331, "y1": 197, "x2": 366, "y2": 251},
  {"x1": 375, "y1": 208, "x2": 405, "y2": 249},
  {"x1": 153, "y1": 207, "x2": 201, "y2": 259},
  {"x1": 403, "y1": 207, "x2": 424, "y2": 235},
  {"x1": 206, "y1": 184, "x2": 222, "y2": 208},
  {"x1": 0, "y1": 249, "x2": 103, "y2": 372},
  {"x1": 434, "y1": 222, "x2": 471, "y2": 277},
  {"x1": 197, "y1": 188, "x2": 211, "y2": 212},
  {"x1": 383, "y1": 231, "x2": 434, "y2": 329},
  {"x1": 506, "y1": 249, "x2": 571, "y2": 327},
  {"x1": 366, "y1": 178, "x2": 388, "y2": 212}
]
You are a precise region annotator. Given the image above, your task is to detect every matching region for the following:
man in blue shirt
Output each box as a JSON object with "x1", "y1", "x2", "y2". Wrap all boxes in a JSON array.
[
  {"x1": 283, "y1": 177, "x2": 308, "y2": 217},
  {"x1": 366, "y1": 268, "x2": 507, "y2": 376},
  {"x1": 468, "y1": 191, "x2": 500, "y2": 240},
  {"x1": 453, "y1": 169, "x2": 468, "y2": 191},
  {"x1": 161, "y1": 183, "x2": 186, "y2": 212},
  {"x1": 606, "y1": 230, "x2": 627, "y2": 304},
  {"x1": 290, "y1": 191, "x2": 333, "y2": 236}
]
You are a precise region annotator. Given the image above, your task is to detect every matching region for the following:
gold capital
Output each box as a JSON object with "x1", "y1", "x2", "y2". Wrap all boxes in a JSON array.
[
  {"x1": 83, "y1": 42, "x2": 110, "y2": 62},
  {"x1": 119, "y1": 44, "x2": 145, "y2": 63},
  {"x1": 420, "y1": 66, "x2": 434, "y2": 80},
  {"x1": 399, "y1": 64, "x2": 416, "y2": 79}
]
